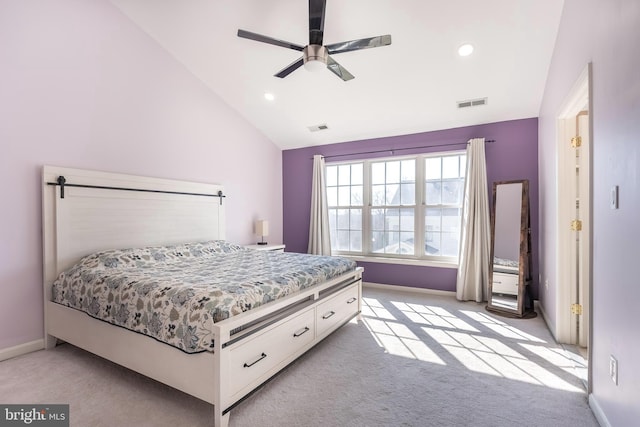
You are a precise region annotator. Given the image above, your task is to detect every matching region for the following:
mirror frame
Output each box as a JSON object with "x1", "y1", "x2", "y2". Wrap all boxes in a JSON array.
[{"x1": 487, "y1": 179, "x2": 531, "y2": 317}]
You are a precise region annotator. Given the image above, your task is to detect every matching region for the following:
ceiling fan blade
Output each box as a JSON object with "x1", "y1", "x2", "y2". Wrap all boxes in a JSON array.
[
  {"x1": 275, "y1": 57, "x2": 304, "y2": 78},
  {"x1": 237, "y1": 29, "x2": 304, "y2": 51},
  {"x1": 326, "y1": 55, "x2": 354, "y2": 81},
  {"x1": 308, "y1": 0, "x2": 326, "y2": 46},
  {"x1": 326, "y1": 34, "x2": 392, "y2": 55}
]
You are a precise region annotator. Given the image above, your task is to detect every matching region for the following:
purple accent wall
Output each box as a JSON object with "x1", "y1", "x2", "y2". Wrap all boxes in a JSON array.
[
  {"x1": 283, "y1": 118, "x2": 539, "y2": 295},
  {"x1": 0, "y1": 1, "x2": 282, "y2": 351}
]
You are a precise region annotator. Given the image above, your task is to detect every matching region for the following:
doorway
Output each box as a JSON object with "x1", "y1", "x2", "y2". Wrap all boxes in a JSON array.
[{"x1": 556, "y1": 64, "x2": 592, "y2": 389}]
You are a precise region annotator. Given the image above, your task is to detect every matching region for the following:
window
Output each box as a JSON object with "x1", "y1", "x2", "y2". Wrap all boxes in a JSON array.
[
  {"x1": 327, "y1": 152, "x2": 466, "y2": 263},
  {"x1": 326, "y1": 163, "x2": 363, "y2": 252}
]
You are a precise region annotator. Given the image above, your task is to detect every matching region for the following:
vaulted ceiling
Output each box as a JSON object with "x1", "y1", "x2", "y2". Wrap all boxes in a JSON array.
[{"x1": 110, "y1": 0, "x2": 564, "y2": 149}]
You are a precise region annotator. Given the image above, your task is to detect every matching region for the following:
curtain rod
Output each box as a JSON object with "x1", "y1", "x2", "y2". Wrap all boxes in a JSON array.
[{"x1": 319, "y1": 139, "x2": 495, "y2": 160}]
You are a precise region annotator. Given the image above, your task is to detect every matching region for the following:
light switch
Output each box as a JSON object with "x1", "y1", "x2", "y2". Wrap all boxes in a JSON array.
[{"x1": 610, "y1": 186, "x2": 618, "y2": 209}]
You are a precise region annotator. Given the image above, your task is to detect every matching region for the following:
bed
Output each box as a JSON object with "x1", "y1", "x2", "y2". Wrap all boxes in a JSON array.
[{"x1": 42, "y1": 166, "x2": 363, "y2": 427}]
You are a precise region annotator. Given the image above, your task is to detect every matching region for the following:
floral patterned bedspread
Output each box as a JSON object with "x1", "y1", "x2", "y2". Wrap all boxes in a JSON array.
[{"x1": 52, "y1": 241, "x2": 357, "y2": 354}]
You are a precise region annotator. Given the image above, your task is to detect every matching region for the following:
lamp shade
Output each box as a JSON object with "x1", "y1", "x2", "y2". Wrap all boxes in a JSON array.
[{"x1": 255, "y1": 220, "x2": 269, "y2": 237}]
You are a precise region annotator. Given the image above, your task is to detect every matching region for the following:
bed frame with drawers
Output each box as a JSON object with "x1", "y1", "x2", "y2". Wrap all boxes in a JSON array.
[{"x1": 42, "y1": 166, "x2": 362, "y2": 427}]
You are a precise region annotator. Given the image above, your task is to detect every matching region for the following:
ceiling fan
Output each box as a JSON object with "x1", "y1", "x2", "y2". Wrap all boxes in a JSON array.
[{"x1": 237, "y1": 0, "x2": 391, "y2": 81}]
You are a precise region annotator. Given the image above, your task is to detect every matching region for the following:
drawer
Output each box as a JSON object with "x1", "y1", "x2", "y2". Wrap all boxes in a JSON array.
[
  {"x1": 492, "y1": 272, "x2": 519, "y2": 295},
  {"x1": 316, "y1": 283, "x2": 360, "y2": 338},
  {"x1": 227, "y1": 307, "x2": 315, "y2": 398}
]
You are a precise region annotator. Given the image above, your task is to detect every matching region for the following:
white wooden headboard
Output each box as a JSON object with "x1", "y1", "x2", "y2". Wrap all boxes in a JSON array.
[{"x1": 42, "y1": 166, "x2": 225, "y2": 293}]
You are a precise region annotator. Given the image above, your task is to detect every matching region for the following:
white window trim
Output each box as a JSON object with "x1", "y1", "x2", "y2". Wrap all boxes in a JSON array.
[
  {"x1": 327, "y1": 150, "x2": 466, "y2": 264},
  {"x1": 340, "y1": 254, "x2": 458, "y2": 269}
]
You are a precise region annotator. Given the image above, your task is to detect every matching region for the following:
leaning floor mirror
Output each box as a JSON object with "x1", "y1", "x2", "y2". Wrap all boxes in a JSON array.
[{"x1": 486, "y1": 179, "x2": 536, "y2": 318}]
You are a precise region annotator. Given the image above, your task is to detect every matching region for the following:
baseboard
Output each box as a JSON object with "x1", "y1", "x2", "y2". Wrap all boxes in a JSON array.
[
  {"x1": 363, "y1": 282, "x2": 456, "y2": 297},
  {"x1": 537, "y1": 301, "x2": 557, "y2": 341},
  {"x1": 0, "y1": 339, "x2": 44, "y2": 362},
  {"x1": 589, "y1": 393, "x2": 611, "y2": 427}
]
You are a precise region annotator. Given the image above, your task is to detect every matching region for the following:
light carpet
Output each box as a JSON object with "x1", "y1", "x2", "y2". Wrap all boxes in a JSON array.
[{"x1": 0, "y1": 287, "x2": 598, "y2": 427}]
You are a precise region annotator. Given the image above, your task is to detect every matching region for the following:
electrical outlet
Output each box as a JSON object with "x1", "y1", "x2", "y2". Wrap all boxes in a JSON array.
[
  {"x1": 545, "y1": 279, "x2": 549, "y2": 290},
  {"x1": 610, "y1": 355, "x2": 618, "y2": 385}
]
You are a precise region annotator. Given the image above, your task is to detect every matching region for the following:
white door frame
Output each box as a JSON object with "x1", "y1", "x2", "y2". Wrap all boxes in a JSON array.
[{"x1": 555, "y1": 63, "x2": 592, "y2": 349}]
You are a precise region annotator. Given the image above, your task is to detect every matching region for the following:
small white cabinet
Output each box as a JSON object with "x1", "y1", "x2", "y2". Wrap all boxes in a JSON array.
[{"x1": 492, "y1": 272, "x2": 519, "y2": 296}]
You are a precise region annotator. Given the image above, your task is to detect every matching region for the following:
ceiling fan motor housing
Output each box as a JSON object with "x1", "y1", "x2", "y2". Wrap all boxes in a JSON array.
[{"x1": 303, "y1": 45, "x2": 328, "y2": 70}]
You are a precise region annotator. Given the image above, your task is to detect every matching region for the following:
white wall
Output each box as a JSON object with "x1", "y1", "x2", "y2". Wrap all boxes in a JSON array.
[
  {"x1": 0, "y1": 0, "x2": 282, "y2": 351},
  {"x1": 538, "y1": 0, "x2": 640, "y2": 424}
]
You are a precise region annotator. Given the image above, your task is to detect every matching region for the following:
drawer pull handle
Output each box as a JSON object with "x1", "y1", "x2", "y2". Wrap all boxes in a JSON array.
[
  {"x1": 494, "y1": 281, "x2": 502, "y2": 284},
  {"x1": 322, "y1": 311, "x2": 336, "y2": 320},
  {"x1": 347, "y1": 297, "x2": 357, "y2": 304},
  {"x1": 293, "y1": 326, "x2": 310, "y2": 338},
  {"x1": 243, "y1": 352, "x2": 267, "y2": 368}
]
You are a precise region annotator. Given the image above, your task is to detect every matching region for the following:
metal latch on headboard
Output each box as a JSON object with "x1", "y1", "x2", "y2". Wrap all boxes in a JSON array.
[{"x1": 47, "y1": 175, "x2": 226, "y2": 204}]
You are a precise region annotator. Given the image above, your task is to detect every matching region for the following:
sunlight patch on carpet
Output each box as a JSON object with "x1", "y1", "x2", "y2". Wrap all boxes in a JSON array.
[{"x1": 360, "y1": 296, "x2": 583, "y2": 393}]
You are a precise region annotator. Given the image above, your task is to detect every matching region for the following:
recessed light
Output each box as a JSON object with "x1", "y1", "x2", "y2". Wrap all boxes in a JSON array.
[
  {"x1": 458, "y1": 44, "x2": 474, "y2": 57},
  {"x1": 264, "y1": 92, "x2": 275, "y2": 101}
]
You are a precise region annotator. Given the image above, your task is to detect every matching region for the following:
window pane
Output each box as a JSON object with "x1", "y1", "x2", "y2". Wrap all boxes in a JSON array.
[
  {"x1": 442, "y1": 156, "x2": 459, "y2": 179},
  {"x1": 399, "y1": 209, "x2": 414, "y2": 231},
  {"x1": 426, "y1": 181, "x2": 441, "y2": 205},
  {"x1": 401, "y1": 160, "x2": 416, "y2": 182},
  {"x1": 338, "y1": 186, "x2": 350, "y2": 206},
  {"x1": 337, "y1": 230, "x2": 350, "y2": 251},
  {"x1": 372, "y1": 162, "x2": 385, "y2": 184},
  {"x1": 442, "y1": 208, "x2": 461, "y2": 232},
  {"x1": 326, "y1": 166, "x2": 337, "y2": 186},
  {"x1": 338, "y1": 165, "x2": 351, "y2": 185},
  {"x1": 350, "y1": 209, "x2": 362, "y2": 230},
  {"x1": 351, "y1": 163, "x2": 363, "y2": 185},
  {"x1": 371, "y1": 231, "x2": 385, "y2": 253},
  {"x1": 386, "y1": 161, "x2": 400, "y2": 183},
  {"x1": 350, "y1": 231, "x2": 362, "y2": 252},
  {"x1": 327, "y1": 187, "x2": 338, "y2": 206},
  {"x1": 400, "y1": 232, "x2": 415, "y2": 255},
  {"x1": 337, "y1": 209, "x2": 349, "y2": 229},
  {"x1": 425, "y1": 232, "x2": 441, "y2": 255},
  {"x1": 372, "y1": 185, "x2": 386, "y2": 206},
  {"x1": 425, "y1": 208, "x2": 442, "y2": 232},
  {"x1": 460, "y1": 155, "x2": 467, "y2": 178},
  {"x1": 328, "y1": 209, "x2": 337, "y2": 233},
  {"x1": 385, "y1": 208, "x2": 400, "y2": 231},
  {"x1": 400, "y1": 183, "x2": 415, "y2": 205},
  {"x1": 385, "y1": 184, "x2": 399, "y2": 205},
  {"x1": 425, "y1": 158, "x2": 441, "y2": 179},
  {"x1": 351, "y1": 185, "x2": 363, "y2": 205},
  {"x1": 371, "y1": 209, "x2": 385, "y2": 230},
  {"x1": 442, "y1": 180, "x2": 464, "y2": 205},
  {"x1": 385, "y1": 231, "x2": 399, "y2": 253}
]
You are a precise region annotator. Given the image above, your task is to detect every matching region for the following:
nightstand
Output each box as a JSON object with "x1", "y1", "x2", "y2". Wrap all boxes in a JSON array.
[{"x1": 244, "y1": 244, "x2": 286, "y2": 253}]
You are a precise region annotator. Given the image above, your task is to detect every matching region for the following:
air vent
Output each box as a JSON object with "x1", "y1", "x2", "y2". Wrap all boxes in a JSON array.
[
  {"x1": 457, "y1": 97, "x2": 488, "y2": 109},
  {"x1": 308, "y1": 124, "x2": 329, "y2": 132}
]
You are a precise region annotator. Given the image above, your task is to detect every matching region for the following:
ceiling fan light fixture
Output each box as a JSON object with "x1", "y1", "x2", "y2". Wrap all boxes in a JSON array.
[{"x1": 303, "y1": 45, "x2": 327, "y2": 72}]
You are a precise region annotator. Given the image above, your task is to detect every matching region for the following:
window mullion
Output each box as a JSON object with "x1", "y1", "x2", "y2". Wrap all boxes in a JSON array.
[
  {"x1": 363, "y1": 160, "x2": 371, "y2": 255},
  {"x1": 416, "y1": 155, "x2": 426, "y2": 258}
]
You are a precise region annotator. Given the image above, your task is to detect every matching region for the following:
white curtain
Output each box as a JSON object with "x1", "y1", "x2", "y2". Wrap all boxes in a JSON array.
[
  {"x1": 456, "y1": 138, "x2": 491, "y2": 302},
  {"x1": 308, "y1": 155, "x2": 332, "y2": 255}
]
